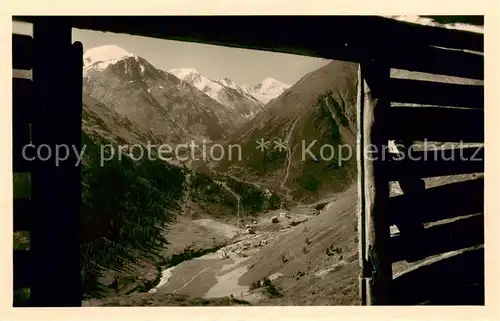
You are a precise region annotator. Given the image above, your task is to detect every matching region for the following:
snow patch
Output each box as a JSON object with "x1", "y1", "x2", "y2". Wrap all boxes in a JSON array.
[{"x1": 148, "y1": 266, "x2": 176, "y2": 293}]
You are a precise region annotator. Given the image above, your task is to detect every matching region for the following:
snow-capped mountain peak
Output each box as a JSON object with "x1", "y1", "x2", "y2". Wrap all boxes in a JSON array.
[
  {"x1": 259, "y1": 77, "x2": 286, "y2": 91},
  {"x1": 169, "y1": 68, "x2": 264, "y2": 120},
  {"x1": 83, "y1": 45, "x2": 137, "y2": 72},
  {"x1": 217, "y1": 77, "x2": 238, "y2": 89},
  {"x1": 242, "y1": 77, "x2": 290, "y2": 105},
  {"x1": 169, "y1": 68, "x2": 225, "y2": 103}
]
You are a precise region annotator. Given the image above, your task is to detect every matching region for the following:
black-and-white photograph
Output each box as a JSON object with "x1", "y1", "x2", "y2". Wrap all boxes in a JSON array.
[{"x1": 11, "y1": 15, "x2": 485, "y2": 307}]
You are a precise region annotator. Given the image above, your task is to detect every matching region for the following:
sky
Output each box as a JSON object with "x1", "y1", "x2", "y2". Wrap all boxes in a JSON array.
[{"x1": 13, "y1": 21, "x2": 330, "y2": 86}]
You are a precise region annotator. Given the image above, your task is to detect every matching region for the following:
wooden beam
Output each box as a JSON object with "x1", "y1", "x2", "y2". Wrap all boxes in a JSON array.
[
  {"x1": 30, "y1": 19, "x2": 82, "y2": 307},
  {"x1": 386, "y1": 107, "x2": 484, "y2": 143},
  {"x1": 388, "y1": 146, "x2": 484, "y2": 180},
  {"x1": 389, "y1": 78, "x2": 484, "y2": 109},
  {"x1": 13, "y1": 34, "x2": 34, "y2": 70},
  {"x1": 20, "y1": 15, "x2": 483, "y2": 50},
  {"x1": 360, "y1": 61, "x2": 393, "y2": 305},
  {"x1": 356, "y1": 65, "x2": 367, "y2": 305}
]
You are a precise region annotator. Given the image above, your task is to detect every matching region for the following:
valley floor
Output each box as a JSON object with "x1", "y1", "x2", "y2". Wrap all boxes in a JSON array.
[
  {"x1": 150, "y1": 205, "x2": 334, "y2": 304},
  {"x1": 84, "y1": 172, "x2": 484, "y2": 306},
  {"x1": 84, "y1": 186, "x2": 361, "y2": 306}
]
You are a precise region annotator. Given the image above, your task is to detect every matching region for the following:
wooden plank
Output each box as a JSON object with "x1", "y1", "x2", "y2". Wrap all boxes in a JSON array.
[
  {"x1": 389, "y1": 78, "x2": 484, "y2": 109},
  {"x1": 388, "y1": 45, "x2": 483, "y2": 80},
  {"x1": 391, "y1": 245, "x2": 484, "y2": 305},
  {"x1": 360, "y1": 61, "x2": 393, "y2": 305},
  {"x1": 13, "y1": 34, "x2": 34, "y2": 70},
  {"x1": 13, "y1": 78, "x2": 33, "y2": 173},
  {"x1": 356, "y1": 65, "x2": 367, "y2": 305},
  {"x1": 389, "y1": 177, "x2": 484, "y2": 225},
  {"x1": 390, "y1": 213, "x2": 484, "y2": 266},
  {"x1": 388, "y1": 146, "x2": 484, "y2": 180},
  {"x1": 14, "y1": 199, "x2": 31, "y2": 231},
  {"x1": 386, "y1": 107, "x2": 484, "y2": 143},
  {"x1": 13, "y1": 250, "x2": 32, "y2": 289}
]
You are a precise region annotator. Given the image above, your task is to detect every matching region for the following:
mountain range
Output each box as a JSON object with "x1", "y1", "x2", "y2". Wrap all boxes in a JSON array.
[
  {"x1": 83, "y1": 45, "x2": 290, "y2": 144},
  {"x1": 169, "y1": 67, "x2": 290, "y2": 107},
  {"x1": 168, "y1": 68, "x2": 259, "y2": 122}
]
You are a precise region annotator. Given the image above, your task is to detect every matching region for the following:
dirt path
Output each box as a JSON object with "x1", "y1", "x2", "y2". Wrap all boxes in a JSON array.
[
  {"x1": 172, "y1": 265, "x2": 214, "y2": 294},
  {"x1": 224, "y1": 173, "x2": 263, "y2": 190},
  {"x1": 180, "y1": 172, "x2": 192, "y2": 214}
]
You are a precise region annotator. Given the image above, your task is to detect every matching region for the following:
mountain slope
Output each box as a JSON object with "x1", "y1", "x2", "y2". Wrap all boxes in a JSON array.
[
  {"x1": 80, "y1": 130, "x2": 186, "y2": 298},
  {"x1": 217, "y1": 60, "x2": 359, "y2": 203},
  {"x1": 83, "y1": 92, "x2": 168, "y2": 145}
]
